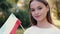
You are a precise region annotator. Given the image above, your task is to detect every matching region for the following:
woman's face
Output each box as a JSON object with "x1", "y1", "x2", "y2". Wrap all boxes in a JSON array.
[{"x1": 30, "y1": 1, "x2": 49, "y2": 22}]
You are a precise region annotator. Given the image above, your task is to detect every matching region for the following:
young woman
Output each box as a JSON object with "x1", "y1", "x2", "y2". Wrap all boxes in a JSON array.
[{"x1": 24, "y1": 0, "x2": 60, "y2": 34}]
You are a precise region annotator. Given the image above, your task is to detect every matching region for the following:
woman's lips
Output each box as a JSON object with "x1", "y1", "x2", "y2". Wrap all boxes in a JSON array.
[{"x1": 35, "y1": 15, "x2": 41, "y2": 18}]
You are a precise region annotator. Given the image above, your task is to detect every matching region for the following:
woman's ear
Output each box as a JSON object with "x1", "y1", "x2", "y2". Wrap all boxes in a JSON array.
[{"x1": 46, "y1": 5, "x2": 50, "y2": 12}]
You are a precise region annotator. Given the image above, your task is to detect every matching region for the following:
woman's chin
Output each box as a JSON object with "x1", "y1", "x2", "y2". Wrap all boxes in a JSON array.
[{"x1": 36, "y1": 18, "x2": 42, "y2": 21}]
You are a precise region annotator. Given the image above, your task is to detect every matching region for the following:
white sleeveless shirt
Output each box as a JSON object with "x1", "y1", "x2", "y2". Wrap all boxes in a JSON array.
[{"x1": 24, "y1": 25, "x2": 60, "y2": 34}]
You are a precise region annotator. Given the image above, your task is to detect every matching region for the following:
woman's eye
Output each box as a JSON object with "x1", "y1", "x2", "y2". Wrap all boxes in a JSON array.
[
  {"x1": 30, "y1": 9, "x2": 35, "y2": 12},
  {"x1": 38, "y1": 7, "x2": 42, "y2": 10},
  {"x1": 37, "y1": 6, "x2": 42, "y2": 10}
]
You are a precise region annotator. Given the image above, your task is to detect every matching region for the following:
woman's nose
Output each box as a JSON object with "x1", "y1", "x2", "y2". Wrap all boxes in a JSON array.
[{"x1": 35, "y1": 10, "x2": 39, "y2": 15}]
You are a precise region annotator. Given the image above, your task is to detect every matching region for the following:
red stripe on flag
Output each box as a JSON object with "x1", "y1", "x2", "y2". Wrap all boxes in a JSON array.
[{"x1": 10, "y1": 20, "x2": 21, "y2": 34}]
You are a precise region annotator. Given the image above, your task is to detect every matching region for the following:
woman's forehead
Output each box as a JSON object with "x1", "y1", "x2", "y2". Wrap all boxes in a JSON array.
[{"x1": 30, "y1": 1, "x2": 45, "y2": 8}]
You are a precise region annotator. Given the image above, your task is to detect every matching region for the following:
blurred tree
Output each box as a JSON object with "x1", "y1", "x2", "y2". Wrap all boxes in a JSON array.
[
  {"x1": 47, "y1": 0, "x2": 60, "y2": 20},
  {"x1": 15, "y1": 0, "x2": 30, "y2": 28},
  {"x1": 56, "y1": 0, "x2": 60, "y2": 19},
  {"x1": 0, "y1": 0, "x2": 12, "y2": 28}
]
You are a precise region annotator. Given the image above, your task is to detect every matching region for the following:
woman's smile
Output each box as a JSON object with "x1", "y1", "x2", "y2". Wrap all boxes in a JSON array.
[
  {"x1": 35, "y1": 15, "x2": 41, "y2": 18},
  {"x1": 35, "y1": 15, "x2": 41, "y2": 19}
]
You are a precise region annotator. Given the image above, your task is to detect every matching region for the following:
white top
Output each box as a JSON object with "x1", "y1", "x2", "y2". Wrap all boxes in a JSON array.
[{"x1": 24, "y1": 25, "x2": 60, "y2": 34}]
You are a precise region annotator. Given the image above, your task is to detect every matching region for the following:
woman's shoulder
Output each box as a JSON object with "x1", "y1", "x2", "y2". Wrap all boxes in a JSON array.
[
  {"x1": 51, "y1": 24, "x2": 60, "y2": 29},
  {"x1": 24, "y1": 26, "x2": 38, "y2": 34}
]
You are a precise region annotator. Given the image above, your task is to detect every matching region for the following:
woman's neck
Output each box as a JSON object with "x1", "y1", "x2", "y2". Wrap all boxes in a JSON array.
[{"x1": 37, "y1": 18, "x2": 52, "y2": 28}]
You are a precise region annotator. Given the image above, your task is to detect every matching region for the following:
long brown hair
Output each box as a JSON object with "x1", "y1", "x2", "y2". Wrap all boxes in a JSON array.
[{"x1": 29, "y1": 0, "x2": 53, "y2": 25}]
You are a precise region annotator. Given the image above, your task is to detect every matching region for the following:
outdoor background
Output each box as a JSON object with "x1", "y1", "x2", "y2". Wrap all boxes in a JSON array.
[{"x1": 0, "y1": 0, "x2": 60, "y2": 34}]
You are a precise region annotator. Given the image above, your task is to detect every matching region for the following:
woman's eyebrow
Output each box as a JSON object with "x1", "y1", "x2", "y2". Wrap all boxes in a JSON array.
[
  {"x1": 37, "y1": 6, "x2": 42, "y2": 8},
  {"x1": 30, "y1": 8, "x2": 34, "y2": 10}
]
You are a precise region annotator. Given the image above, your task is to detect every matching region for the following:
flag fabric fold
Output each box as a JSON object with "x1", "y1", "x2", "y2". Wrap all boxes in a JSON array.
[{"x1": 0, "y1": 13, "x2": 21, "y2": 34}]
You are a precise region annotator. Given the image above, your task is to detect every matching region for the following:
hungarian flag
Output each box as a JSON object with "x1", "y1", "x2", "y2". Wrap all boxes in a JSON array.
[{"x1": 0, "y1": 13, "x2": 21, "y2": 34}]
